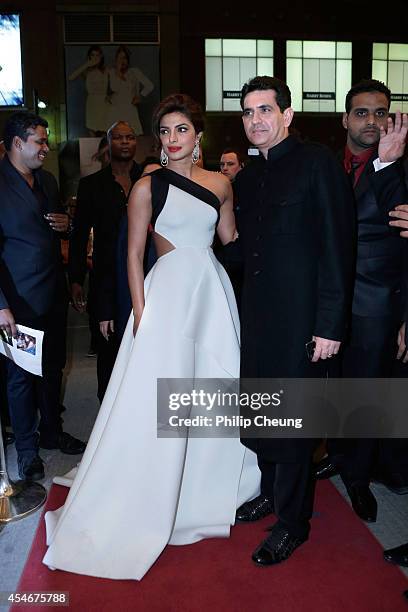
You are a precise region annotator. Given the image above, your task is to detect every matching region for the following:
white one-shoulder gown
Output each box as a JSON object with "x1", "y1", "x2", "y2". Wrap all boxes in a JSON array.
[{"x1": 43, "y1": 168, "x2": 260, "y2": 580}]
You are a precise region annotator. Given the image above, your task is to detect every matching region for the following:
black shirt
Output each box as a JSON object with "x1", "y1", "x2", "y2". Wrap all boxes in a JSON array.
[{"x1": 68, "y1": 161, "x2": 142, "y2": 321}]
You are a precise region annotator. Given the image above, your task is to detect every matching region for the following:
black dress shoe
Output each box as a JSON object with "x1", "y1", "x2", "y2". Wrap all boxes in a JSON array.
[
  {"x1": 18, "y1": 455, "x2": 44, "y2": 481},
  {"x1": 403, "y1": 590, "x2": 408, "y2": 601},
  {"x1": 384, "y1": 542, "x2": 408, "y2": 567},
  {"x1": 346, "y1": 484, "x2": 377, "y2": 522},
  {"x1": 236, "y1": 494, "x2": 274, "y2": 522},
  {"x1": 252, "y1": 524, "x2": 306, "y2": 566},
  {"x1": 314, "y1": 457, "x2": 339, "y2": 480},
  {"x1": 40, "y1": 432, "x2": 86, "y2": 455}
]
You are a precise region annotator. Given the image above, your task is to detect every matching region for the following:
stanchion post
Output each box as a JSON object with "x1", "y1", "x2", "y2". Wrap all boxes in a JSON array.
[{"x1": 0, "y1": 412, "x2": 47, "y2": 523}]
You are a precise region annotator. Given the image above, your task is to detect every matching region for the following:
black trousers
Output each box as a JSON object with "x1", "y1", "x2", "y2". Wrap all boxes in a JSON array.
[
  {"x1": 0, "y1": 358, "x2": 10, "y2": 427},
  {"x1": 329, "y1": 314, "x2": 406, "y2": 486},
  {"x1": 258, "y1": 457, "x2": 316, "y2": 540},
  {"x1": 86, "y1": 270, "x2": 100, "y2": 353},
  {"x1": 4, "y1": 296, "x2": 68, "y2": 460}
]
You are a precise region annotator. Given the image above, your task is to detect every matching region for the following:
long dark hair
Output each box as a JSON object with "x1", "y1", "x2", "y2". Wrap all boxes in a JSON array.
[
  {"x1": 87, "y1": 45, "x2": 105, "y2": 71},
  {"x1": 152, "y1": 94, "x2": 204, "y2": 145},
  {"x1": 115, "y1": 45, "x2": 131, "y2": 67}
]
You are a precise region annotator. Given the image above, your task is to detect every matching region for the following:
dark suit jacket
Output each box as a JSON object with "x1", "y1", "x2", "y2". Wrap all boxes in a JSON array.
[
  {"x1": 236, "y1": 136, "x2": 355, "y2": 461},
  {"x1": 347, "y1": 151, "x2": 408, "y2": 320},
  {"x1": 0, "y1": 156, "x2": 66, "y2": 319},
  {"x1": 237, "y1": 136, "x2": 355, "y2": 377},
  {"x1": 68, "y1": 162, "x2": 141, "y2": 323}
]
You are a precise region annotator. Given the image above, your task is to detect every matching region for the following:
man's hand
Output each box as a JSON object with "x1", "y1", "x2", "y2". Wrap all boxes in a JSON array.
[
  {"x1": 45, "y1": 213, "x2": 69, "y2": 232},
  {"x1": 397, "y1": 323, "x2": 408, "y2": 363},
  {"x1": 71, "y1": 282, "x2": 86, "y2": 312},
  {"x1": 0, "y1": 308, "x2": 17, "y2": 338},
  {"x1": 389, "y1": 204, "x2": 408, "y2": 237},
  {"x1": 378, "y1": 111, "x2": 408, "y2": 162},
  {"x1": 311, "y1": 336, "x2": 341, "y2": 362},
  {"x1": 100, "y1": 320, "x2": 114, "y2": 341}
]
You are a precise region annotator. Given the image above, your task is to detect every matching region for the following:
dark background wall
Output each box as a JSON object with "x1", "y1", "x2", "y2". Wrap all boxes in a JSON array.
[
  {"x1": 179, "y1": 0, "x2": 408, "y2": 164},
  {"x1": 1, "y1": 0, "x2": 407, "y2": 170}
]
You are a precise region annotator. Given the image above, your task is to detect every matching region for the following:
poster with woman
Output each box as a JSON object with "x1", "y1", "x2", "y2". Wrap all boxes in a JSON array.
[{"x1": 65, "y1": 44, "x2": 160, "y2": 139}]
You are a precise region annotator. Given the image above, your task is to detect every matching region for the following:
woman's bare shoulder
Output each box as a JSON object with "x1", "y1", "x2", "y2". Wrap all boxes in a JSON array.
[
  {"x1": 205, "y1": 170, "x2": 231, "y2": 203},
  {"x1": 198, "y1": 168, "x2": 229, "y2": 197}
]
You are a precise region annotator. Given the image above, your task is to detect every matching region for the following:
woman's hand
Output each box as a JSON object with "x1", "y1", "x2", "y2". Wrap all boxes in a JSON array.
[
  {"x1": 397, "y1": 323, "x2": 408, "y2": 363},
  {"x1": 133, "y1": 312, "x2": 142, "y2": 337}
]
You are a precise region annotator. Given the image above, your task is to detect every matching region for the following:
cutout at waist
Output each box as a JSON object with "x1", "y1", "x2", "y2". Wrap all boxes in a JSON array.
[
  {"x1": 153, "y1": 231, "x2": 213, "y2": 260},
  {"x1": 153, "y1": 231, "x2": 176, "y2": 259}
]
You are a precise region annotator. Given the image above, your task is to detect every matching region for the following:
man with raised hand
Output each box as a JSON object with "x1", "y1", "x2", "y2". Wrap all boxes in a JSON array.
[{"x1": 315, "y1": 80, "x2": 408, "y2": 518}]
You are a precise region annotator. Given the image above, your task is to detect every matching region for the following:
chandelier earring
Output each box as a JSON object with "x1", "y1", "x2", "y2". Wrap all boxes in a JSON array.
[
  {"x1": 160, "y1": 148, "x2": 169, "y2": 167},
  {"x1": 192, "y1": 140, "x2": 200, "y2": 165}
]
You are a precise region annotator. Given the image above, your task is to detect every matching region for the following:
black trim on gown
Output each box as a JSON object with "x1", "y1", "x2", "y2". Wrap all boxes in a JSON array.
[{"x1": 151, "y1": 168, "x2": 221, "y2": 227}]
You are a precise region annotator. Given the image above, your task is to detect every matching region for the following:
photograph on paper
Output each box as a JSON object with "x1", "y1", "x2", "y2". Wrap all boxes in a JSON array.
[
  {"x1": 0, "y1": 324, "x2": 44, "y2": 376},
  {"x1": 16, "y1": 331, "x2": 37, "y2": 355}
]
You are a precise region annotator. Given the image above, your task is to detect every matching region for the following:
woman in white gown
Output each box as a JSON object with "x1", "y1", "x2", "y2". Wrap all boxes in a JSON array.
[{"x1": 43, "y1": 94, "x2": 260, "y2": 580}]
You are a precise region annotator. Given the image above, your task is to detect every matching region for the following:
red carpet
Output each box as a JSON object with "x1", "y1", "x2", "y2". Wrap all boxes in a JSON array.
[{"x1": 13, "y1": 481, "x2": 407, "y2": 612}]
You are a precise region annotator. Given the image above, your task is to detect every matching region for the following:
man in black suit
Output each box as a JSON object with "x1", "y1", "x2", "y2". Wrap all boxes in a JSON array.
[
  {"x1": 0, "y1": 141, "x2": 14, "y2": 447},
  {"x1": 0, "y1": 112, "x2": 85, "y2": 481},
  {"x1": 68, "y1": 121, "x2": 141, "y2": 401},
  {"x1": 315, "y1": 80, "x2": 408, "y2": 520},
  {"x1": 235, "y1": 76, "x2": 355, "y2": 565}
]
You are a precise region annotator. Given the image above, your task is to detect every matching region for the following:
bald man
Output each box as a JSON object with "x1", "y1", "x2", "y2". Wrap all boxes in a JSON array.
[{"x1": 68, "y1": 121, "x2": 142, "y2": 400}]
